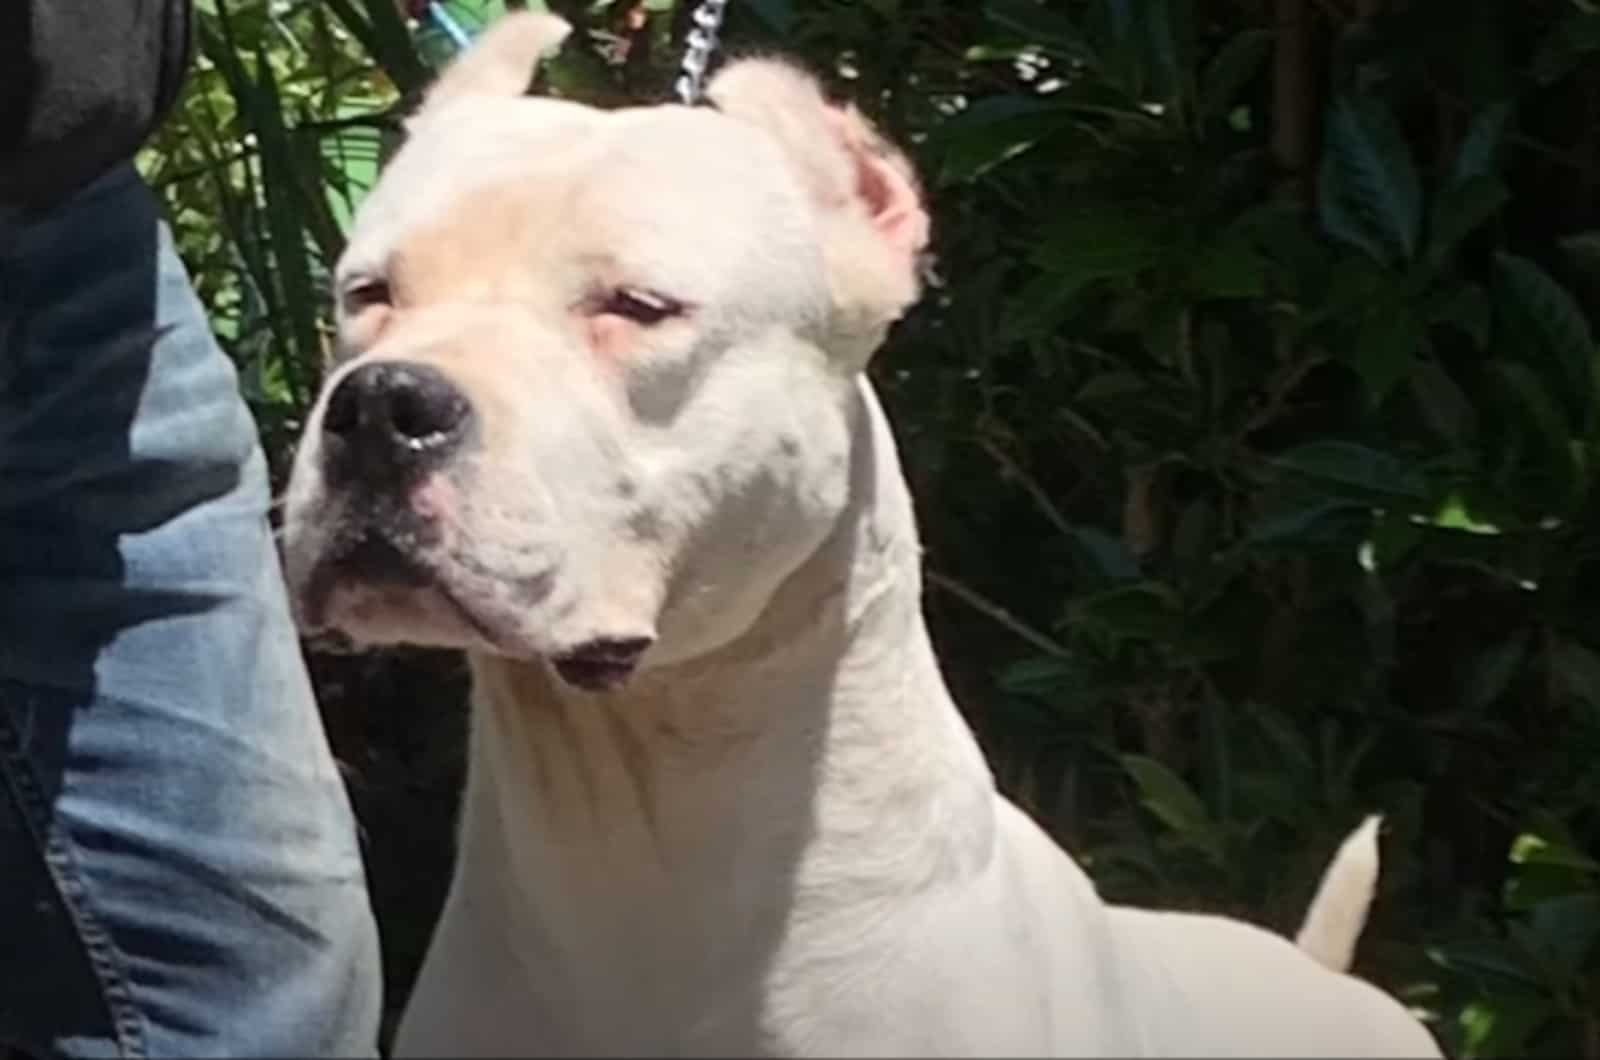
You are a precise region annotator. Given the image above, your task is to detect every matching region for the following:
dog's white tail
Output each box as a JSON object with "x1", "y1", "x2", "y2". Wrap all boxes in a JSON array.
[{"x1": 1294, "y1": 814, "x2": 1383, "y2": 973}]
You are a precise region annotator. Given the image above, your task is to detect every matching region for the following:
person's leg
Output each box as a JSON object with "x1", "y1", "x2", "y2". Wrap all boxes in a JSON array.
[{"x1": 0, "y1": 165, "x2": 381, "y2": 1058}]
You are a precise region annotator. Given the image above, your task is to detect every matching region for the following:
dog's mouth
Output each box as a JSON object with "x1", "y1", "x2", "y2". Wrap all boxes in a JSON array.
[
  {"x1": 548, "y1": 636, "x2": 655, "y2": 693},
  {"x1": 324, "y1": 532, "x2": 431, "y2": 593},
  {"x1": 300, "y1": 527, "x2": 652, "y2": 691},
  {"x1": 302, "y1": 528, "x2": 508, "y2": 650}
]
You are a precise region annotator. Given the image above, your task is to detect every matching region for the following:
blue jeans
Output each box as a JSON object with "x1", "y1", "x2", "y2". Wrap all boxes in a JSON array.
[{"x1": 0, "y1": 167, "x2": 382, "y2": 1057}]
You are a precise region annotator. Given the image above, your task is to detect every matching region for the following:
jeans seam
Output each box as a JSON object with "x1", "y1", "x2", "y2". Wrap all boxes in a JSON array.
[{"x1": 0, "y1": 695, "x2": 148, "y2": 1060}]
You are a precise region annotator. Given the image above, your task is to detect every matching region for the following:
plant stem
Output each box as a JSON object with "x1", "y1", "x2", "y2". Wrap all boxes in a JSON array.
[{"x1": 926, "y1": 570, "x2": 1073, "y2": 660}]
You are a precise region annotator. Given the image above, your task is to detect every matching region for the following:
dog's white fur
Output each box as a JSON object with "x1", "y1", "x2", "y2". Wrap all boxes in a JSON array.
[{"x1": 282, "y1": 14, "x2": 1442, "y2": 1056}]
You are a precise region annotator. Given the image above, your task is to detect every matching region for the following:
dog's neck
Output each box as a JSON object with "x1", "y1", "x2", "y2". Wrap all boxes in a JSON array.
[{"x1": 457, "y1": 379, "x2": 996, "y2": 1018}]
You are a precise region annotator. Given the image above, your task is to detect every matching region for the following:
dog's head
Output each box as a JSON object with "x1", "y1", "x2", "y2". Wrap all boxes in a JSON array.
[{"x1": 281, "y1": 13, "x2": 929, "y2": 691}]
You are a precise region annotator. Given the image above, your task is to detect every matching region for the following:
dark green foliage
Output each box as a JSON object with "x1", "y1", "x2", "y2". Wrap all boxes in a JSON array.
[{"x1": 140, "y1": 1, "x2": 1600, "y2": 1054}]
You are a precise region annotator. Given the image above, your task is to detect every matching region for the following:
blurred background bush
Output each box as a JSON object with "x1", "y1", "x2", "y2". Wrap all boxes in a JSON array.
[{"x1": 138, "y1": 0, "x2": 1600, "y2": 1053}]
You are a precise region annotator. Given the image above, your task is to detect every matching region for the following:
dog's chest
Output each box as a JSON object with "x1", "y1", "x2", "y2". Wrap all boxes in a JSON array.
[
  {"x1": 445, "y1": 810, "x2": 1138, "y2": 1057},
  {"x1": 443, "y1": 886, "x2": 1018, "y2": 1057}
]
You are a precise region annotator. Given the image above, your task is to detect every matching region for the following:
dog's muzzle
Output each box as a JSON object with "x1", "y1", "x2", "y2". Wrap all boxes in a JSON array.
[{"x1": 293, "y1": 358, "x2": 481, "y2": 634}]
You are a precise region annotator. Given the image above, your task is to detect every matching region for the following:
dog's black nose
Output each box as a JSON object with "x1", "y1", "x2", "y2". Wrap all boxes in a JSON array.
[{"x1": 322, "y1": 361, "x2": 472, "y2": 475}]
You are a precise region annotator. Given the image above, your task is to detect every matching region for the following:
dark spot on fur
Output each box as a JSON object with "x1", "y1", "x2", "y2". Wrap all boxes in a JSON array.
[{"x1": 628, "y1": 506, "x2": 665, "y2": 542}]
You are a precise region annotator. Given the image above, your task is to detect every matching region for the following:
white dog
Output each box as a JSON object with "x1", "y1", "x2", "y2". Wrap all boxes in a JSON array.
[{"x1": 281, "y1": 14, "x2": 1443, "y2": 1057}]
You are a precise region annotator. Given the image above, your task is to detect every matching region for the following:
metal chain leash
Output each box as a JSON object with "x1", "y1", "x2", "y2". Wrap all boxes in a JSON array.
[
  {"x1": 674, "y1": 0, "x2": 731, "y2": 105},
  {"x1": 411, "y1": 0, "x2": 730, "y2": 106}
]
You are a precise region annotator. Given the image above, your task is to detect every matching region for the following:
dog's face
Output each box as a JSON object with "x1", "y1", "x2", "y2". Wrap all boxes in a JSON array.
[{"x1": 281, "y1": 14, "x2": 928, "y2": 691}]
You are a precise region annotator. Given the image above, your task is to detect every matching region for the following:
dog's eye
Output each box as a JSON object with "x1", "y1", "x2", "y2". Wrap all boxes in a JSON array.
[
  {"x1": 598, "y1": 287, "x2": 686, "y2": 326},
  {"x1": 341, "y1": 277, "x2": 392, "y2": 313}
]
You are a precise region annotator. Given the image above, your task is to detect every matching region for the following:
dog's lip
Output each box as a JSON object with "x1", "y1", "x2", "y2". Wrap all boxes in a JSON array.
[
  {"x1": 549, "y1": 636, "x2": 655, "y2": 692},
  {"x1": 301, "y1": 533, "x2": 514, "y2": 652},
  {"x1": 300, "y1": 532, "x2": 423, "y2": 629},
  {"x1": 431, "y1": 578, "x2": 514, "y2": 650},
  {"x1": 300, "y1": 531, "x2": 648, "y2": 677}
]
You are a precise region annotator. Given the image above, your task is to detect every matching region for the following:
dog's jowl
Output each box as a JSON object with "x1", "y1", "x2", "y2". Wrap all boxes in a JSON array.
[{"x1": 281, "y1": 12, "x2": 1443, "y2": 1058}]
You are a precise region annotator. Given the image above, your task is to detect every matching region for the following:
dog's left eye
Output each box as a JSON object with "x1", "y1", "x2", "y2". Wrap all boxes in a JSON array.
[
  {"x1": 341, "y1": 277, "x2": 392, "y2": 313},
  {"x1": 598, "y1": 287, "x2": 686, "y2": 326}
]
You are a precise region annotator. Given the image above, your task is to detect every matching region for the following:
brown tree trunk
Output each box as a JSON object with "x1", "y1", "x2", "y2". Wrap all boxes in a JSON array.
[{"x1": 1272, "y1": 0, "x2": 1319, "y2": 209}]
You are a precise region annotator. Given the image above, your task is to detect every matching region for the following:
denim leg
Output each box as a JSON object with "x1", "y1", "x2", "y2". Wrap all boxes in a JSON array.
[{"x1": 0, "y1": 167, "x2": 382, "y2": 1058}]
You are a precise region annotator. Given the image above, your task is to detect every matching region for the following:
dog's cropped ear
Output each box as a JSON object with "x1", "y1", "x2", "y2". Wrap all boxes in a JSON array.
[
  {"x1": 410, "y1": 12, "x2": 571, "y2": 126},
  {"x1": 706, "y1": 59, "x2": 930, "y2": 366}
]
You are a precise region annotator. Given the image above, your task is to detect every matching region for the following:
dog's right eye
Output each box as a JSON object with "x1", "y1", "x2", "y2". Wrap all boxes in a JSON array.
[
  {"x1": 341, "y1": 278, "x2": 393, "y2": 313},
  {"x1": 598, "y1": 287, "x2": 686, "y2": 326}
]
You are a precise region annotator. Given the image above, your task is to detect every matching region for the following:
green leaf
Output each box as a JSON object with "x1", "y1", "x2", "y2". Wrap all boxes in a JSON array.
[
  {"x1": 1559, "y1": 230, "x2": 1600, "y2": 282},
  {"x1": 1408, "y1": 358, "x2": 1478, "y2": 444},
  {"x1": 1519, "y1": 893, "x2": 1600, "y2": 979},
  {"x1": 1001, "y1": 272, "x2": 1086, "y2": 346},
  {"x1": 1448, "y1": 102, "x2": 1513, "y2": 187},
  {"x1": 1120, "y1": 754, "x2": 1224, "y2": 862},
  {"x1": 1235, "y1": 199, "x2": 1331, "y2": 294},
  {"x1": 1460, "y1": 634, "x2": 1527, "y2": 713},
  {"x1": 1426, "y1": 175, "x2": 1508, "y2": 265},
  {"x1": 1319, "y1": 93, "x2": 1424, "y2": 265},
  {"x1": 741, "y1": 0, "x2": 795, "y2": 32},
  {"x1": 1272, "y1": 441, "x2": 1428, "y2": 501},
  {"x1": 1075, "y1": 371, "x2": 1148, "y2": 403},
  {"x1": 986, "y1": 0, "x2": 1089, "y2": 58},
  {"x1": 1170, "y1": 497, "x2": 1217, "y2": 568},
  {"x1": 1068, "y1": 526, "x2": 1140, "y2": 582},
  {"x1": 1067, "y1": 582, "x2": 1182, "y2": 641},
  {"x1": 1422, "y1": 281, "x2": 1492, "y2": 350},
  {"x1": 1243, "y1": 703, "x2": 1316, "y2": 777},
  {"x1": 1033, "y1": 207, "x2": 1170, "y2": 293},
  {"x1": 1367, "y1": 508, "x2": 1423, "y2": 568},
  {"x1": 1246, "y1": 498, "x2": 1366, "y2": 546},
  {"x1": 1186, "y1": 224, "x2": 1269, "y2": 299},
  {"x1": 1547, "y1": 637, "x2": 1600, "y2": 713},
  {"x1": 198, "y1": 12, "x2": 319, "y2": 406},
  {"x1": 1531, "y1": 13, "x2": 1600, "y2": 85},
  {"x1": 1486, "y1": 360, "x2": 1573, "y2": 466},
  {"x1": 927, "y1": 97, "x2": 1076, "y2": 185},
  {"x1": 1424, "y1": 492, "x2": 1502, "y2": 535},
  {"x1": 1507, "y1": 863, "x2": 1600, "y2": 912},
  {"x1": 251, "y1": 43, "x2": 324, "y2": 406},
  {"x1": 323, "y1": 0, "x2": 429, "y2": 92},
  {"x1": 1510, "y1": 832, "x2": 1600, "y2": 874},
  {"x1": 1199, "y1": 28, "x2": 1272, "y2": 120},
  {"x1": 1140, "y1": 0, "x2": 1192, "y2": 103},
  {"x1": 1430, "y1": 939, "x2": 1547, "y2": 988},
  {"x1": 997, "y1": 656, "x2": 1082, "y2": 698},
  {"x1": 1493, "y1": 254, "x2": 1596, "y2": 421},
  {"x1": 1349, "y1": 306, "x2": 1427, "y2": 403},
  {"x1": 1505, "y1": 831, "x2": 1600, "y2": 913},
  {"x1": 1455, "y1": 994, "x2": 1555, "y2": 1059}
]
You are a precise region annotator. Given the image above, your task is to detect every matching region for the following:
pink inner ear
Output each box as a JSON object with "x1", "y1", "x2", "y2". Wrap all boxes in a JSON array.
[
  {"x1": 825, "y1": 106, "x2": 931, "y2": 266},
  {"x1": 854, "y1": 150, "x2": 931, "y2": 264}
]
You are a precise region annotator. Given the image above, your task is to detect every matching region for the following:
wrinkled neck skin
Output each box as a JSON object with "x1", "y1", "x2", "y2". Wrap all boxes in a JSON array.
[{"x1": 455, "y1": 378, "x2": 998, "y2": 1053}]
